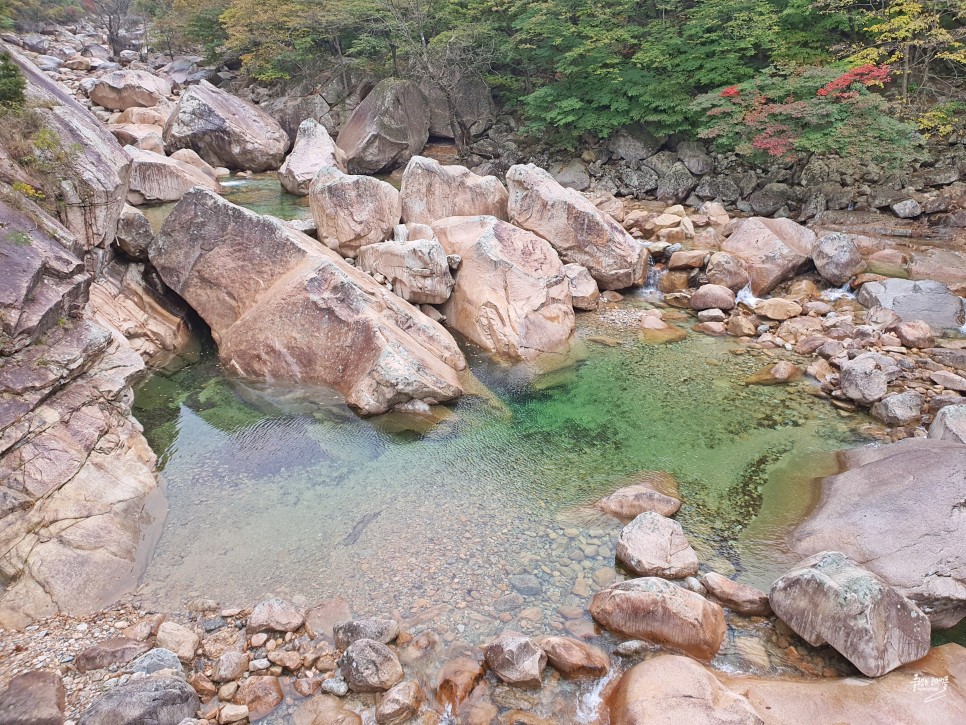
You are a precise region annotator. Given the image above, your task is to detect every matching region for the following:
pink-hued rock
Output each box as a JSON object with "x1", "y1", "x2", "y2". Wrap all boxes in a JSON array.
[
  {"x1": 278, "y1": 119, "x2": 346, "y2": 195},
  {"x1": 722, "y1": 217, "x2": 816, "y2": 296},
  {"x1": 400, "y1": 155, "x2": 508, "y2": 225},
  {"x1": 309, "y1": 168, "x2": 401, "y2": 258}
]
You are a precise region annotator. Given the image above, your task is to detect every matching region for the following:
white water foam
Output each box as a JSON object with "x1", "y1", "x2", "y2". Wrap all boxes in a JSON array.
[
  {"x1": 575, "y1": 663, "x2": 621, "y2": 724},
  {"x1": 735, "y1": 284, "x2": 761, "y2": 307},
  {"x1": 820, "y1": 282, "x2": 855, "y2": 301}
]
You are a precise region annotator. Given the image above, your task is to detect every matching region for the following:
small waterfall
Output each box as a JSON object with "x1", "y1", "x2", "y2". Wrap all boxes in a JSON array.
[
  {"x1": 637, "y1": 264, "x2": 665, "y2": 300},
  {"x1": 821, "y1": 282, "x2": 855, "y2": 301},
  {"x1": 735, "y1": 284, "x2": 761, "y2": 307},
  {"x1": 575, "y1": 663, "x2": 621, "y2": 724}
]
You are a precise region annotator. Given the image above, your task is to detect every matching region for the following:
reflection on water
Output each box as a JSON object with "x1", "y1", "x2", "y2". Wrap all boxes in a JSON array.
[{"x1": 134, "y1": 312, "x2": 867, "y2": 656}]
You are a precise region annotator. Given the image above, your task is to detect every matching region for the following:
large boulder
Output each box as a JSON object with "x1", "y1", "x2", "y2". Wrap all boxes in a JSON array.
[
  {"x1": 419, "y1": 75, "x2": 496, "y2": 139},
  {"x1": 790, "y1": 439, "x2": 966, "y2": 628},
  {"x1": 610, "y1": 655, "x2": 762, "y2": 725},
  {"x1": 163, "y1": 80, "x2": 290, "y2": 172},
  {"x1": 431, "y1": 215, "x2": 575, "y2": 360},
  {"x1": 563, "y1": 263, "x2": 600, "y2": 310},
  {"x1": 721, "y1": 643, "x2": 966, "y2": 724},
  {"x1": 721, "y1": 217, "x2": 816, "y2": 296},
  {"x1": 278, "y1": 119, "x2": 346, "y2": 196},
  {"x1": 929, "y1": 404, "x2": 966, "y2": 443},
  {"x1": 770, "y1": 551, "x2": 930, "y2": 677},
  {"x1": 0, "y1": 670, "x2": 66, "y2": 725},
  {"x1": 590, "y1": 578, "x2": 726, "y2": 660},
  {"x1": 356, "y1": 226, "x2": 455, "y2": 305},
  {"x1": 124, "y1": 146, "x2": 219, "y2": 204},
  {"x1": 90, "y1": 70, "x2": 171, "y2": 110},
  {"x1": 309, "y1": 168, "x2": 401, "y2": 258},
  {"x1": 400, "y1": 156, "x2": 508, "y2": 225},
  {"x1": 616, "y1": 512, "x2": 699, "y2": 579},
  {"x1": 857, "y1": 278, "x2": 965, "y2": 330},
  {"x1": 812, "y1": 232, "x2": 865, "y2": 286},
  {"x1": 506, "y1": 164, "x2": 648, "y2": 290},
  {"x1": 77, "y1": 676, "x2": 199, "y2": 725},
  {"x1": 336, "y1": 79, "x2": 430, "y2": 174},
  {"x1": 149, "y1": 188, "x2": 465, "y2": 415}
]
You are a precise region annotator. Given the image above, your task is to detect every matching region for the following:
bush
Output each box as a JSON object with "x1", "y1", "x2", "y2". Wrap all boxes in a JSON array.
[
  {"x1": 0, "y1": 52, "x2": 26, "y2": 107},
  {"x1": 692, "y1": 63, "x2": 924, "y2": 169}
]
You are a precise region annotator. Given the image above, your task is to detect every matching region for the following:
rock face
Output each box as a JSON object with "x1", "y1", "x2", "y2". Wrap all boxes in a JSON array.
[
  {"x1": 340, "y1": 639, "x2": 404, "y2": 692},
  {"x1": 721, "y1": 217, "x2": 816, "y2": 296},
  {"x1": 124, "y1": 145, "x2": 219, "y2": 204},
  {"x1": 163, "y1": 80, "x2": 290, "y2": 172},
  {"x1": 400, "y1": 156, "x2": 508, "y2": 225},
  {"x1": 77, "y1": 676, "x2": 199, "y2": 725},
  {"x1": 563, "y1": 264, "x2": 600, "y2": 310},
  {"x1": 590, "y1": 578, "x2": 726, "y2": 660},
  {"x1": 790, "y1": 439, "x2": 966, "y2": 628},
  {"x1": 0, "y1": 670, "x2": 66, "y2": 725},
  {"x1": 812, "y1": 232, "x2": 865, "y2": 286},
  {"x1": 150, "y1": 188, "x2": 465, "y2": 415},
  {"x1": 616, "y1": 512, "x2": 699, "y2": 578},
  {"x1": 309, "y1": 168, "x2": 402, "y2": 258},
  {"x1": 356, "y1": 228, "x2": 455, "y2": 305},
  {"x1": 506, "y1": 164, "x2": 648, "y2": 290},
  {"x1": 857, "y1": 278, "x2": 965, "y2": 330},
  {"x1": 610, "y1": 655, "x2": 762, "y2": 725},
  {"x1": 770, "y1": 551, "x2": 930, "y2": 677},
  {"x1": 419, "y1": 75, "x2": 496, "y2": 138},
  {"x1": 432, "y1": 215, "x2": 575, "y2": 360},
  {"x1": 483, "y1": 631, "x2": 547, "y2": 687},
  {"x1": 336, "y1": 79, "x2": 430, "y2": 174},
  {"x1": 90, "y1": 70, "x2": 171, "y2": 110},
  {"x1": 278, "y1": 119, "x2": 346, "y2": 195}
]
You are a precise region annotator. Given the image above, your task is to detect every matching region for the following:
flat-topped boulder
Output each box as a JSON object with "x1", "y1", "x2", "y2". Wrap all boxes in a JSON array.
[
  {"x1": 506, "y1": 164, "x2": 648, "y2": 290},
  {"x1": 309, "y1": 168, "x2": 401, "y2": 258},
  {"x1": 432, "y1": 215, "x2": 575, "y2": 360},
  {"x1": 721, "y1": 217, "x2": 816, "y2": 296},
  {"x1": 790, "y1": 439, "x2": 966, "y2": 628},
  {"x1": 356, "y1": 226, "x2": 455, "y2": 305},
  {"x1": 124, "y1": 145, "x2": 219, "y2": 204},
  {"x1": 90, "y1": 69, "x2": 171, "y2": 110},
  {"x1": 770, "y1": 551, "x2": 930, "y2": 677},
  {"x1": 150, "y1": 188, "x2": 465, "y2": 415},
  {"x1": 590, "y1": 578, "x2": 726, "y2": 660},
  {"x1": 336, "y1": 78, "x2": 429, "y2": 174},
  {"x1": 278, "y1": 119, "x2": 346, "y2": 195},
  {"x1": 163, "y1": 80, "x2": 290, "y2": 172},
  {"x1": 400, "y1": 156, "x2": 508, "y2": 225},
  {"x1": 857, "y1": 278, "x2": 965, "y2": 330}
]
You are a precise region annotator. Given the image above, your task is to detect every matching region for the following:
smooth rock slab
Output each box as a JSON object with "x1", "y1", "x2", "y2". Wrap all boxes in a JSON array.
[
  {"x1": 150, "y1": 189, "x2": 464, "y2": 415},
  {"x1": 340, "y1": 639, "x2": 404, "y2": 692},
  {"x1": 590, "y1": 578, "x2": 726, "y2": 660},
  {"x1": 609, "y1": 655, "x2": 762, "y2": 725},
  {"x1": 507, "y1": 164, "x2": 648, "y2": 290},
  {"x1": 771, "y1": 551, "x2": 930, "y2": 677},
  {"x1": 857, "y1": 278, "x2": 965, "y2": 330},
  {"x1": 483, "y1": 631, "x2": 547, "y2": 687},
  {"x1": 77, "y1": 676, "x2": 199, "y2": 725},
  {"x1": 616, "y1": 512, "x2": 699, "y2": 579}
]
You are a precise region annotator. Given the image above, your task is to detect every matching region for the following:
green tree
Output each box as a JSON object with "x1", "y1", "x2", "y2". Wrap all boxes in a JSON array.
[{"x1": 0, "y1": 52, "x2": 26, "y2": 107}]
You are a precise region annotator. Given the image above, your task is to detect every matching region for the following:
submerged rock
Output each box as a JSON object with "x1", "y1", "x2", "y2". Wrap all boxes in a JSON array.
[
  {"x1": 163, "y1": 80, "x2": 290, "y2": 172},
  {"x1": 150, "y1": 188, "x2": 465, "y2": 415},
  {"x1": 432, "y1": 215, "x2": 575, "y2": 360},
  {"x1": 336, "y1": 78, "x2": 429, "y2": 174},
  {"x1": 340, "y1": 639, "x2": 404, "y2": 692},
  {"x1": 790, "y1": 439, "x2": 966, "y2": 628},
  {"x1": 507, "y1": 164, "x2": 648, "y2": 290},
  {"x1": 400, "y1": 156, "x2": 508, "y2": 225},
  {"x1": 278, "y1": 119, "x2": 346, "y2": 195},
  {"x1": 596, "y1": 480, "x2": 681, "y2": 519},
  {"x1": 590, "y1": 578, "x2": 726, "y2": 660}
]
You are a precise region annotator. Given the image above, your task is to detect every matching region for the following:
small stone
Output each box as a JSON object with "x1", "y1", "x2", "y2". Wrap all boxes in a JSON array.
[
  {"x1": 484, "y1": 631, "x2": 546, "y2": 687},
  {"x1": 340, "y1": 639, "x2": 404, "y2": 692},
  {"x1": 219, "y1": 703, "x2": 249, "y2": 724},
  {"x1": 333, "y1": 618, "x2": 399, "y2": 650},
  {"x1": 128, "y1": 648, "x2": 184, "y2": 676},
  {"x1": 376, "y1": 681, "x2": 425, "y2": 724},
  {"x1": 234, "y1": 676, "x2": 284, "y2": 719},
  {"x1": 211, "y1": 652, "x2": 249, "y2": 682},
  {"x1": 509, "y1": 575, "x2": 543, "y2": 596},
  {"x1": 247, "y1": 598, "x2": 304, "y2": 633},
  {"x1": 156, "y1": 622, "x2": 200, "y2": 663}
]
